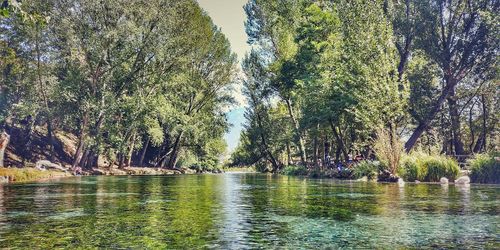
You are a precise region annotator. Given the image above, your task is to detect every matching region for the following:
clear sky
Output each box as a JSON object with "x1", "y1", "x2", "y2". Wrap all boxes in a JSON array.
[{"x1": 197, "y1": 0, "x2": 249, "y2": 153}]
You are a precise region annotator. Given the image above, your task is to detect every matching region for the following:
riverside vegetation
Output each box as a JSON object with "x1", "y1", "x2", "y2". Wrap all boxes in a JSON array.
[
  {"x1": 0, "y1": 0, "x2": 499, "y2": 184},
  {"x1": 0, "y1": 0, "x2": 236, "y2": 175},
  {"x1": 228, "y1": 0, "x2": 499, "y2": 183}
]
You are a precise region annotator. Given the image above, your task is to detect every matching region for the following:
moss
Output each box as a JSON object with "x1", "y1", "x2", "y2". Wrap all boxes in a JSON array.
[{"x1": 0, "y1": 167, "x2": 71, "y2": 183}]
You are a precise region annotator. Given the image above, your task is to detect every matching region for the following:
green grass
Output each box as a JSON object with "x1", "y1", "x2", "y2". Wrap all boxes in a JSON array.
[
  {"x1": 352, "y1": 161, "x2": 381, "y2": 180},
  {"x1": 469, "y1": 153, "x2": 499, "y2": 184},
  {"x1": 281, "y1": 165, "x2": 308, "y2": 176},
  {"x1": 0, "y1": 167, "x2": 71, "y2": 183},
  {"x1": 399, "y1": 152, "x2": 460, "y2": 182},
  {"x1": 223, "y1": 166, "x2": 257, "y2": 173}
]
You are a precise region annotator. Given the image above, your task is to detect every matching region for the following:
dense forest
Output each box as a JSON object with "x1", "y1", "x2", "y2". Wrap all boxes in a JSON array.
[
  {"x1": 0, "y1": 0, "x2": 237, "y2": 171},
  {"x1": 230, "y1": 0, "x2": 499, "y2": 173}
]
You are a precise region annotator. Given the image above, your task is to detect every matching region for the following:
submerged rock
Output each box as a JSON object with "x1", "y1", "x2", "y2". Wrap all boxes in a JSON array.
[
  {"x1": 440, "y1": 177, "x2": 449, "y2": 184},
  {"x1": 455, "y1": 176, "x2": 470, "y2": 184}
]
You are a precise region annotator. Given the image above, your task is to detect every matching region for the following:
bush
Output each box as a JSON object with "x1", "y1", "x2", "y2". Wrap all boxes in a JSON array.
[
  {"x1": 282, "y1": 165, "x2": 308, "y2": 176},
  {"x1": 469, "y1": 153, "x2": 500, "y2": 184},
  {"x1": 399, "y1": 152, "x2": 460, "y2": 182},
  {"x1": 399, "y1": 155, "x2": 419, "y2": 181},
  {"x1": 423, "y1": 157, "x2": 459, "y2": 182},
  {"x1": 352, "y1": 161, "x2": 380, "y2": 180},
  {"x1": 373, "y1": 128, "x2": 404, "y2": 175}
]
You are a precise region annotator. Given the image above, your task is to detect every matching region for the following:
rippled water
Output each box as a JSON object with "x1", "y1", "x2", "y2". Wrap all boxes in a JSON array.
[{"x1": 0, "y1": 174, "x2": 498, "y2": 249}]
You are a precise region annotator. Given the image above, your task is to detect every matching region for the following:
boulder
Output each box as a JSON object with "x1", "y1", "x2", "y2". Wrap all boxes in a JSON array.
[
  {"x1": 35, "y1": 160, "x2": 68, "y2": 172},
  {"x1": 415, "y1": 180, "x2": 421, "y2": 184},
  {"x1": 455, "y1": 176, "x2": 470, "y2": 185},
  {"x1": 378, "y1": 170, "x2": 399, "y2": 182},
  {"x1": 398, "y1": 178, "x2": 405, "y2": 186},
  {"x1": 440, "y1": 177, "x2": 449, "y2": 184}
]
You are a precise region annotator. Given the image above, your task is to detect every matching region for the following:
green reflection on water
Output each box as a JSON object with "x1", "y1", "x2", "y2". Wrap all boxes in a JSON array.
[{"x1": 0, "y1": 174, "x2": 498, "y2": 249}]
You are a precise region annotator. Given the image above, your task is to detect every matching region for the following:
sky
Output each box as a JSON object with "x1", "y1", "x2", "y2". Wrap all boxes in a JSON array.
[{"x1": 197, "y1": 0, "x2": 249, "y2": 153}]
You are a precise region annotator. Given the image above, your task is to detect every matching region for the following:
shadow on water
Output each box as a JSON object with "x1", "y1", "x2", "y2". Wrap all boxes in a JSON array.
[{"x1": 0, "y1": 174, "x2": 498, "y2": 248}]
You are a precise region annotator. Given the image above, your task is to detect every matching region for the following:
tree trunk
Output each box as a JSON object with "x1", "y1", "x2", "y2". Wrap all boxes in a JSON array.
[
  {"x1": 126, "y1": 133, "x2": 136, "y2": 167},
  {"x1": 0, "y1": 132, "x2": 10, "y2": 167},
  {"x1": 405, "y1": 76, "x2": 457, "y2": 152},
  {"x1": 447, "y1": 87, "x2": 465, "y2": 155},
  {"x1": 139, "y1": 137, "x2": 150, "y2": 167},
  {"x1": 286, "y1": 142, "x2": 291, "y2": 166},
  {"x1": 468, "y1": 101, "x2": 476, "y2": 152},
  {"x1": 47, "y1": 118, "x2": 55, "y2": 161},
  {"x1": 166, "y1": 131, "x2": 183, "y2": 169},
  {"x1": 324, "y1": 136, "x2": 330, "y2": 165},
  {"x1": 284, "y1": 98, "x2": 307, "y2": 165},
  {"x1": 72, "y1": 113, "x2": 88, "y2": 169},
  {"x1": 473, "y1": 95, "x2": 488, "y2": 153},
  {"x1": 330, "y1": 122, "x2": 348, "y2": 160},
  {"x1": 23, "y1": 115, "x2": 36, "y2": 164},
  {"x1": 313, "y1": 133, "x2": 318, "y2": 167}
]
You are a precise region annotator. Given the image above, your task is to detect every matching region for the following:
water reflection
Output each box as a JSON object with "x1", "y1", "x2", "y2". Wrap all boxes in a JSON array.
[{"x1": 0, "y1": 174, "x2": 498, "y2": 249}]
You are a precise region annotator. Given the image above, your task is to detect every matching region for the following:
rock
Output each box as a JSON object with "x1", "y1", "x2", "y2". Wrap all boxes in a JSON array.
[
  {"x1": 440, "y1": 177, "x2": 449, "y2": 184},
  {"x1": 0, "y1": 176, "x2": 8, "y2": 184},
  {"x1": 398, "y1": 178, "x2": 405, "y2": 186},
  {"x1": 455, "y1": 176, "x2": 470, "y2": 184},
  {"x1": 415, "y1": 180, "x2": 421, "y2": 183},
  {"x1": 357, "y1": 176, "x2": 368, "y2": 182},
  {"x1": 35, "y1": 160, "x2": 68, "y2": 172},
  {"x1": 377, "y1": 170, "x2": 399, "y2": 182}
]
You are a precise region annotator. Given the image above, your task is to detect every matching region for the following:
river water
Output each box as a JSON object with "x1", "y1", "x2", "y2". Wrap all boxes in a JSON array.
[{"x1": 0, "y1": 173, "x2": 498, "y2": 249}]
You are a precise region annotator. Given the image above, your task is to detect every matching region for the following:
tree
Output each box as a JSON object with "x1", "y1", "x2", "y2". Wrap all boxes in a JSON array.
[{"x1": 404, "y1": 0, "x2": 499, "y2": 153}]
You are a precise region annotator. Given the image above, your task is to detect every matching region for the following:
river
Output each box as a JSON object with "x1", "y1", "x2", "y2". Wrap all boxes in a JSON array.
[{"x1": 0, "y1": 173, "x2": 498, "y2": 249}]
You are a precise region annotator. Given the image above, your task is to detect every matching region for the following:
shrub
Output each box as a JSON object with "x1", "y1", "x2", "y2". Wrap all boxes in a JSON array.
[
  {"x1": 352, "y1": 161, "x2": 380, "y2": 180},
  {"x1": 399, "y1": 155, "x2": 419, "y2": 181},
  {"x1": 469, "y1": 153, "x2": 500, "y2": 184},
  {"x1": 373, "y1": 128, "x2": 403, "y2": 175},
  {"x1": 282, "y1": 165, "x2": 308, "y2": 176},
  {"x1": 398, "y1": 152, "x2": 459, "y2": 182},
  {"x1": 333, "y1": 167, "x2": 353, "y2": 179},
  {"x1": 423, "y1": 157, "x2": 459, "y2": 182}
]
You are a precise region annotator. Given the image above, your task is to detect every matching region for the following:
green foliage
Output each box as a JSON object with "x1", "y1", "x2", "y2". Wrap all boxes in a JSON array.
[
  {"x1": 353, "y1": 161, "x2": 381, "y2": 180},
  {"x1": 469, "y1": 153, "x2": 500, "y2": 184},
  {"x1": 0, "y1": 167, "x2": 71, "y2": 182},
  {"x1": 399, "y1": 152, "x2": 460, "y2": 182},
  {"x1": 281, "y1": 165, "x2": 308, "y2": 176}
]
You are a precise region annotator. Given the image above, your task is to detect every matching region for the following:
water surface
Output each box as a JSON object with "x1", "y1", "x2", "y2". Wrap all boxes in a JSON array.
[{"x1": 0, "y1": 174, "x2": 498, "y2": 249}]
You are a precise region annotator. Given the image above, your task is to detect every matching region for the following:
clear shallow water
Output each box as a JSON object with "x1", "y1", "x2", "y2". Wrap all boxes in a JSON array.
[{"x1": 0, "y1": 174, "x2": 498, "y2": 249}]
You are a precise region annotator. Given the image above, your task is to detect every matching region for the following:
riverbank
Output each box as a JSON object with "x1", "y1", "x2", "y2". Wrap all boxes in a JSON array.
[
  {"x1": 0, "y1": 166, "x2": 202, "y2": 184},
  {"x1": 0, "y1": 167, "x2": 72, "y2": 183}
]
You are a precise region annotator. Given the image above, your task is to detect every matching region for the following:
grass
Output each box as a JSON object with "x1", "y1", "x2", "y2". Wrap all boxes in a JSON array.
[
  {"x1": 0, "y1": 167, "x2": 71, "y2": 183},
  {"x1": 469, "y1": 153, "x2": 499, "y2": 184},
  {"x1": 352, "y1": 161, "x2": 381, "y2": 180},
  {"x1": 399, "y1": 152, "x2": 460, "y2": 182},
  {"x1": 281, "y1": 165, "x2": 308, "y2": 176},
  {"x1": 223, "y1": 166, "x2": 257, "y2": 173}
]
